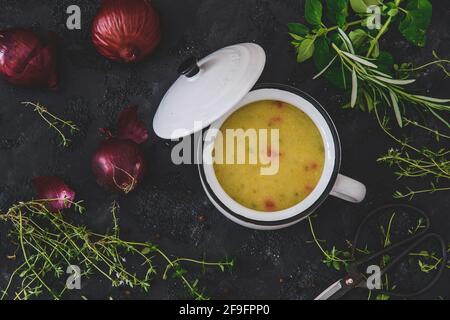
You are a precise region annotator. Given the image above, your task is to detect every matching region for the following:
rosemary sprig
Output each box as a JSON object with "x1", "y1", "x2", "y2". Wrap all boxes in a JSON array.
[
  {"x1": 290, "y1": 1, "x2": 449, "y2": 200},
  {"x1": 0, "y1": 200, "x2": 233, "y2": 300},
  {"x1": 22, "y1": 101, "x2": 79, "y2": 147},
  {"x1": 315, "y1": 29, "x2": 450, "y2": 128},
  {"x1": 312, "y1": 28, "x2": 450, "y2": 199}
]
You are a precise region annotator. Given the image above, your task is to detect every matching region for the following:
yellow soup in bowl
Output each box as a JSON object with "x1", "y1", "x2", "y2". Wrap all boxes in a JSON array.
[{"x1": 213, "y1": 100, "x2": 325, "y2": 212}]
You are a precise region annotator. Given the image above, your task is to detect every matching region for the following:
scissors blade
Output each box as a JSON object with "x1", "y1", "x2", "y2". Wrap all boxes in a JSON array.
[{"x1": 314, "y1": 279, "x2": 343, "y2": 300}]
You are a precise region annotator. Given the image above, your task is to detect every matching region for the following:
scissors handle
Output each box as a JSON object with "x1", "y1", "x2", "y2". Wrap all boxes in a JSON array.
[
  {"x1": 350, "y1": 204, "x2": 447, "y2": 298},
  {"x1": 358, "y1": 233, "x2": 445, "y2": 275},
  {"x1": 351, "y1": 204, "x2": 431, "y2": 260}
]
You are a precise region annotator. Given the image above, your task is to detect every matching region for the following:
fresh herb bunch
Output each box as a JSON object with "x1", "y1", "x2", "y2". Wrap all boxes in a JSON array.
[
  {"x1": 289, "y1": 0, "x2": 450, "y2": 197},
  {"x1": 0, "y1": 200, "x2": 233, "y2": 300},
  {"x1": 314, "y1": 31, "x2": 450, "y2": 128},
  {"x1": 22, "y1": 101, "x2": 79, "y2": 147},
  {"x1": 289, "y1": 0, "x2": 448, "y2": 126},
  {"x1": 376, "y1": 110, "x2": 450, "y2": 199}
]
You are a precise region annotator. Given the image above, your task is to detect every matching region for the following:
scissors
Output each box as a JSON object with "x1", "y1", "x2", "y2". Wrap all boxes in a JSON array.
[{"x1": 315, "y1": 204, "x2": 447, "y2": 300}]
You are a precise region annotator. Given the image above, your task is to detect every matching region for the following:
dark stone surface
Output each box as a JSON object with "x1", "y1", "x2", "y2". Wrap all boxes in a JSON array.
[{"x1": 0, "y1": 0, "x2": 449, "y2": 300}]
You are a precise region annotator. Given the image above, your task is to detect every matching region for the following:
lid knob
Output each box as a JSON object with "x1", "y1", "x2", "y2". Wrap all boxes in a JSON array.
[{"x1": 178, "y1": 57, "x2": 200, "y2": 78}]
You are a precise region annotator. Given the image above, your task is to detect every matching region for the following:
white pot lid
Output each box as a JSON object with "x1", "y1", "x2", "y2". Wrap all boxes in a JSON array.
[{"x1": 153, "y1": 43, "x2": 266, "y2": 139}]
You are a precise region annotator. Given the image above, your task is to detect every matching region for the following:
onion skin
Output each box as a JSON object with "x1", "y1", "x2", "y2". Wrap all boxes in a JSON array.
[
  {"x1": 92, "y1": 138, "x2": 146, "y2": 194},
  {"x1": 117, "y1": 105, "x2": 149, "y2": 144},
  {"x1": 91, "y1": 0, "x2": 161, "y2": 63},
  {"x1": 0, "y1": 29, "x2": 58, "y2": 88},
  {"x1": 33, "y1": 176, "x2": 76, "y2": 212}
]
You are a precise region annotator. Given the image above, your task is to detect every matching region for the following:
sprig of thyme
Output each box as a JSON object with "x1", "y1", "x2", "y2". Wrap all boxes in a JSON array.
[
  {"x1": 375, "y1": 109, "x2": 450, "y2": 199},
  {"x1": 396, "y1": 51, "x2": 450, "y2": 78},
  {"x1": 22, "y1": 101, "x2": 79, "y2": 147},
  {"x1": 307, "y1": 216, "x2": 352, "y2": 271},
  {"x1": 0, "y1": 200, "x2": 233, "y2": 300}
]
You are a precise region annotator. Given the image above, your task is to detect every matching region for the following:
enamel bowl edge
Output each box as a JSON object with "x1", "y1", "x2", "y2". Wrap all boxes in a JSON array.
[{"x1": 197, "y1": 84, "x2": 342, "y2": 230}]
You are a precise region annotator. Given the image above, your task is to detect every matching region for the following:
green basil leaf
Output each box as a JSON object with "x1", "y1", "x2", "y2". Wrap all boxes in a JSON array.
[
  {"x1": 376, "y1": 51, "x2": 395, "y2": 75},
  {"x1": 288, "y1": 22, "x2": 310, "y2": 36},
  {"x1": 291, "y1": 40, "x2": 303, "y2": 48},
  {"x1": 290, "y1": 33, "x2": 305, "y2": 41},
  {"x1": 325, "y1": 0, "x2": 349, "y2": 27},
  {"x1": 297, "y1": 38, "x2": 316, "y2": 63},
  {"x1": 305, "y1": 0, "x2": 323, "y2": 26},
  {"x1": 371, "y1": 41, "x2": 380, "y2": 58},
  {"x1": 348, "y1": 29, "x2": 368, "y2": 50},
  {"x1": 365, "y1": 0, "x2": 382, "y2": 5},
  {"x1": 313, "y1": 36, "x2": 348, "y2": 89},
  {"x1": 313, "y1": 36, "x2": 331, "y2": 66},
  {"x1": 350, "y1": 0, "x2": 381, "y2": 13},
  {"x1": 350, "y1": 0, "x2": 368, "y2": 13},
  {"x1": 387, "y1": 7, "x2": 399, "y2": 17},
  {"x1": 313, "y1": 37, "x2": 331, "y2": 67},
  {"x1": 398, "y1": 0, "x2": 432, "y2": 47}
]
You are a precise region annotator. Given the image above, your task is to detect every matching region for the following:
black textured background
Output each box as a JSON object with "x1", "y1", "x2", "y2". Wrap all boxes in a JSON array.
[{"x1": 0, "y1": 0, "x2": 449, "y2": 300}]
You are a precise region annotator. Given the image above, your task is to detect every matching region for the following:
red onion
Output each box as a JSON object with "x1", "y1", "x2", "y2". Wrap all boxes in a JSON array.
[
  {"x1": 91, "y1": 0, "x2": 161, "y2": 63},
  {"x1": 0, "y1": 29, "x2": 58, "y2": 88},
  {"x1": 33, "y1": 176, "x2": 76, "y2": 212},
  {"x1": 117, "y1": 105, "x2": 149, "y2": 144},
  {"x1": 92, "y1": 138, "x2": 146, "y2": 193},
  {"x1": 92, "y1": 105, "x2": 148, "y2": 193}
]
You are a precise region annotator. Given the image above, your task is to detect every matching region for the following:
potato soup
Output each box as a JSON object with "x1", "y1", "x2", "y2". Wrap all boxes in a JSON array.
[{"x1": 213, "y1": 100, "x2": 325, "y2": 212}]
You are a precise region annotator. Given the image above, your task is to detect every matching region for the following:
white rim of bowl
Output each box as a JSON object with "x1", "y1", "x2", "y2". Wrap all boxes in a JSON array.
[{"x1": 202, "y1": 88, "x2": 337, "y2": 223}]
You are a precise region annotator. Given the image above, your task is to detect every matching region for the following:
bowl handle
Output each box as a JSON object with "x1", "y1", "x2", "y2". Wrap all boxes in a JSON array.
[{"x1": 330, "y1": 174, "x2": 366, "y2": 203}]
